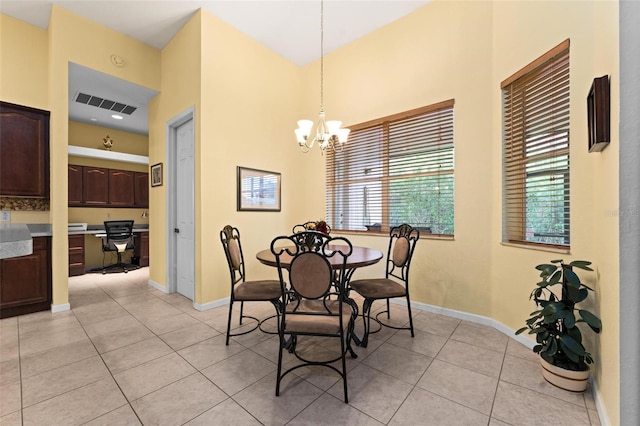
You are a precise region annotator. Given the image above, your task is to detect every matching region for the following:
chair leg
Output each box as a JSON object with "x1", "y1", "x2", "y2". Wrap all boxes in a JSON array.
[
  {"x1": 276, "y1": 331, "x2": 285, "y2": 396},
  {"x1": 225, "y1": 300, "x2": 234, "y2": 345},
  {"x1": 386, "y1": 298, "x2": 391, "y2": 319},
  {"x1": 361, "y1": 298, "x2": 373, "y2": 348},
  {"x1": 239, "y1": 301, "x2": 245, "y2": 325},
  {"x1": 340, "y1": 332, "x2": 349, "y2": 403},
  {"x1": 406, "y1": 294, "x2": 415, "y2": 337}
]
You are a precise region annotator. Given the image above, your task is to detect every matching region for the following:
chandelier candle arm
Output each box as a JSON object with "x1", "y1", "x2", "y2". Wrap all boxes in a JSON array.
[{"x1": 294, "y1": 0, "x2": 349, "y2": 155}]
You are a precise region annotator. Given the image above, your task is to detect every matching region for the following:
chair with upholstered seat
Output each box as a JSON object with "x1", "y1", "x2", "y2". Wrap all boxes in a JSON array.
[
  {"x1": 220, "y1": 225, "x2": 282, "y2": 345},
  {"x1": 270, "y1": 230, "x2": 355, "y2": 403},
  {"x1": 101, "y1": 220, "x2": 139, "y2": 274},
  {"x1": 349, "y1": 223, "x2": 419, "y2": 347}
]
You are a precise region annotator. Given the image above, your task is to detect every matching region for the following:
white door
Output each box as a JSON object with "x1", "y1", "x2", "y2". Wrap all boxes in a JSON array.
[{"x1": 175, "y1": 118, "x2": 195, "y2": 300}]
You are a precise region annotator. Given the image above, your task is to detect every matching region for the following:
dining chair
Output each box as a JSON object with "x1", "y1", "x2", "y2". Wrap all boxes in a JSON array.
[
  {"x1": 270, "y1": 230, "x2": 355, "y2": 403},
  {"x1": 349, "y1": 223, "x2": 419, "y2": 347},
  {"x1": 219, "y1": 225, "x2": 282, "y2": 345}
]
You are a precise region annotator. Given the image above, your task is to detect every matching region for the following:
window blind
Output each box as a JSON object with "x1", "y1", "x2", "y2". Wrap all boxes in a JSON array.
[
  {"x1": 502, "y1": 40, "x2": 570, "y2": 248},
  {"x1": 326, "y1": 100, "x2": 454, "y2": 235}
]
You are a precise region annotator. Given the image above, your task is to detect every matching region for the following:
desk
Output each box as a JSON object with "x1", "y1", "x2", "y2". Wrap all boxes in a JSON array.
[{"x1": 256, "y1": 244, "x2": 383, "y2": 346}]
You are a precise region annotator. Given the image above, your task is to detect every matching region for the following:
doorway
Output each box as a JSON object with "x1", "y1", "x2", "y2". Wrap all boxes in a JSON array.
[{"x1": 166, "y1": 108, "x2": 195, "y2": 300}]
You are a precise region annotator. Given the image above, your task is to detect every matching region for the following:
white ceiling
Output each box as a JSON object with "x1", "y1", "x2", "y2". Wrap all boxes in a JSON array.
[{"x1": 1, "y1": 0, "x2": 429, "y2": 134}]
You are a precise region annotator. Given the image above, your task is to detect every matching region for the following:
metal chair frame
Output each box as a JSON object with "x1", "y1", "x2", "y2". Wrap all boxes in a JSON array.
[
  {"x1": 271, "y1": 231, "x2": 355, "y2": 403},
  {"x1": 351, "y1": 224, "x2": 419, "y2": 347},
  {"x1": 220, "y1": 225, "x2": 281, "y2": 345}
]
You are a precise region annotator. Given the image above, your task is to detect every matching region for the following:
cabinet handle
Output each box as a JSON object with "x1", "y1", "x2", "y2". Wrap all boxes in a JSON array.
[{"x1": 174, "y1": 228, "x2": 180, "y2": 233}]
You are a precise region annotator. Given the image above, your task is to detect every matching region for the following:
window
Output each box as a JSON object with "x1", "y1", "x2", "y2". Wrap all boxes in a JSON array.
[
  {"x1": 326, "y1": 100, "x2": 454, "y2": 236},
  {"x1": 502, "y1": 40, "x2": 570, "y2": 248}
]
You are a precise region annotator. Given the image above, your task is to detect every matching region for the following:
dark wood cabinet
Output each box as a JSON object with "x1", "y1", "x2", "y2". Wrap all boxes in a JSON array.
[
  {"x1": 68, "y1": 164, "x2": 83, "y2": 206},
  {"x1": 0, "y1": 102, "x2": 50, "y2": 198},
  {"x1": 69, "y1": 164, "x2": 148, "y2": 208},
  {"x1": 134, "y1": 172, "x2": 149, "y2": 208},
  {"x1": 109, "y1": 169, "x2": 135, "y2": 206},
  {"x1": 82, "y1": 166, "x2": 109, "y2": 206},
  {"x1": 68, "y1": 235, "x2": 85, "y2": 276},
  {"x1": 0, "y1": 237, "x2": 52, "y2": 318},
  {"x1": 134, "y1": 232, "x2": 149, "y2": 267}
]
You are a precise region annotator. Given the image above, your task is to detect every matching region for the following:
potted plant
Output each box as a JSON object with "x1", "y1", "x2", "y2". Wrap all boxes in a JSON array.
[{"x1": 516, "y1": 259, "x2": 602, "y2": 392}]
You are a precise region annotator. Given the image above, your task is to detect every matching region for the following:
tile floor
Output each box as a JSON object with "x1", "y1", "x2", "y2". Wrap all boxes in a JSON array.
[{"x1": 0, "y1": 268, "x2": 601, "y2": 425}]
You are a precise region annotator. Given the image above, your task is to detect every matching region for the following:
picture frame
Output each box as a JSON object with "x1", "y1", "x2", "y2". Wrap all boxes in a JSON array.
[
  {"x1": 237, "y1": 166, "x2": 281, "y2": 211},
  {"x1": 587, "y1": 75, "x2": 610, "y2": 153},
  {"x1": 150, "y1": 163, "x2": 163, "y2": 187}
]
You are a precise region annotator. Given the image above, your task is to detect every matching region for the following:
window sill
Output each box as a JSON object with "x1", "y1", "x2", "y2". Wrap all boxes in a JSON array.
[
  {"x1": 500, "y1": 242, "x2": 570, "y2": 254},
  {"x1": 334, "y1": 230, "x2": 454, "y2": 241}
]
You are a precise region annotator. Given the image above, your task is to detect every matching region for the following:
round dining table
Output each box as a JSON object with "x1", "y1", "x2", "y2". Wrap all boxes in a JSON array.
[
  {"x1": 256, "y1": 244, "x2": 383, "y2": 348},
  {"x1": 255, "y1": 245, "x2": 383, "y2": 271}
]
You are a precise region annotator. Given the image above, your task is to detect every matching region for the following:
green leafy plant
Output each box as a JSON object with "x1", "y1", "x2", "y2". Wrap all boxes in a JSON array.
[{"x1": 516, "y1": 259, "x2": 602, "y2": 371}]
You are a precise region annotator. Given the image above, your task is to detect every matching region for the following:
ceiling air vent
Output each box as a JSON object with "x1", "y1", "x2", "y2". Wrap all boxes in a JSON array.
[{"x1": 74, "y1": 92, "x2": 138, "y2": 115}]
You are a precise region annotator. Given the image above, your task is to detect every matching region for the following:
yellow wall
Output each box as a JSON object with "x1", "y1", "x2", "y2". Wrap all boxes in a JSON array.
[
  {"x1": 197, "y1": 10, "x2": 301, "y2": 303},
  {"x1": 317, "y1": 0, "x2": 619, "y2": 422},
  {"x1": 0, "y1": 1, "x2": 621, "y2": 421},
  {"x1": 68, "y1": 120, "x2": 149, "y2": 156},
  {"x1": 46, "y1": 6, "x2": 160, "y2": 307},
  {"x1": 0, "y1": 14, "x2": 51, "y2": 225}
]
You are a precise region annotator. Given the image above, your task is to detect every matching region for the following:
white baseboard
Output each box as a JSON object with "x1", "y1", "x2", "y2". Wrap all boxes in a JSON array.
[
  {"x1": 148, "y1": 279, "x2": 167, "y2": 293},
  {"x1": 391, "y1": 299, "x2": 608, "y2": 425},
  {"x1": 193, "y1": 297, "x2": 229, "y2": 311},
  {"x1": 51, "y1": 303, "x2": 70, "y2": 313}
]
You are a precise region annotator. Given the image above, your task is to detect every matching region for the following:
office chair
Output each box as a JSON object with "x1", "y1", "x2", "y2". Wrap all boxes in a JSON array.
[{"x1": 101, "y1": 220, "x2": 138, "y2": 274}]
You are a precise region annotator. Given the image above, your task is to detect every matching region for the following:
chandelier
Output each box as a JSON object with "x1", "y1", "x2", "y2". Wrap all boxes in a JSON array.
[{"x1": 295, "y1": 0, "x2": 350, "y2": 155}]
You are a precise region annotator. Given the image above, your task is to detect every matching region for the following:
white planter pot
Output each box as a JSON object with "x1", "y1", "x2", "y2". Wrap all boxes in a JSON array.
[{"x1": 540, "y1": 357, "x2": 590, "y2": 392}]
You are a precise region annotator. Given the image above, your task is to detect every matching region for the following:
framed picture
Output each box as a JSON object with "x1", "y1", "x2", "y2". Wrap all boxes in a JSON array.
[
  {"x1": 587, "y1": 75, "x2": 610, "y2": 153},
  {"x1": 237, "y1": 166, "x2": 281, "y2": 211},
  {"x1": 150, "y1": 163, "x2": 163, "y2": 187}
]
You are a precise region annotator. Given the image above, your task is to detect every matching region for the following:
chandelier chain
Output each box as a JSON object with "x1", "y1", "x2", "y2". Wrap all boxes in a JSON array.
[{"x1": 320, "y1": 0, "x2": 324, "y2": 110}]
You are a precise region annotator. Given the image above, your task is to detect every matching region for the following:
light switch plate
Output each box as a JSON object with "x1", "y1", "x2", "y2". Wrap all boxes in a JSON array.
[{"x1": 1, "y1": 211, "x2": 10, "y2": 222}]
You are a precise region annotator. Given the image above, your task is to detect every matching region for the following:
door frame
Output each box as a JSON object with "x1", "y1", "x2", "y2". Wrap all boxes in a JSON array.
[{"x1": 165, "y1": 107, "x2": 195, "y2": 295}]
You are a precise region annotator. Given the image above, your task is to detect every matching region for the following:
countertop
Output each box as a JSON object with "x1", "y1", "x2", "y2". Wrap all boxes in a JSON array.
[{"x1": 0, "y1": 223, "x2": 33, "y2": 259}]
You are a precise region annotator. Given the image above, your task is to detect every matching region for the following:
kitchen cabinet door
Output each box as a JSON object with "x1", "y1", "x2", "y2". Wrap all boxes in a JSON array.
[
  {"x1": 109, "y1": 169, "x2": 135, "y2": 206},
  {"x1": 0, "y1": 102, "x2": 50, "y2": 197},
  {"x1": 134, "y1": 172, "x2": 149, "y2": 208},
  {"x1": 82, "y1": 166, "x2": 109, "y2": 205},
  {"x1": 68, "y1": 164, "x2": 83, "y2": 206}
]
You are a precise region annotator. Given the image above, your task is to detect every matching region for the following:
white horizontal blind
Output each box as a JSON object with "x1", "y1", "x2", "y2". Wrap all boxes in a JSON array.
[
  {"x1": 502, "y1": 40, "x2": 570, "y2": 248},
  {"x1": 326, "y1": 100, "x2": 454, "y2": 235}
]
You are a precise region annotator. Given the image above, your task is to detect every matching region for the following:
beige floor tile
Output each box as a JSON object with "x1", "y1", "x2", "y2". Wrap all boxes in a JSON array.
[
  {"x1": 362, "y1": 342, "x2": 432, "y2": 384},
  {"x1": 18, "y1": 312, "x2": 81, "y2": 341},
  {"x1": 19, "y1": 339, "x2": 98, "y2": 379},
  {"x1": 0, "y1": 358, "x2": 20, "y2": 385},
  {"x1": 90, "y1": 323, "x2": 155, "y2": 354},
  {"x1": 327, "y1": 363, "x2": 413, "y2": 423},
  {"x1": 201, "y1": 349, "x2": 276, "y2": 395},
  {"x1": 588, "y1": 409, "x2": 602, "y2": 426},
  {"x1": 489, "y1": 418, "x2": 511, "y2": 426},
  {"x1": 584, "y1": 381, "x2": 598, "y2": 410},
  {"x1": 0, "y1": 409, "x2": 22, "y2": 426},
  {"x1": 177, "y1": 334, "x2": 244, "y2": 370},
  {"x1": 233, "y1": 372, "x2": 324, "y2": 426},
  {"x1": 73, "y1": 300, "x2": 130, "y2": 326},
  {"x1": 249, "y1": 335, "x2": 284, "y2": 363},
  {"x1": 185, "y1": 398, "x2": 261, "y2": 426},
  {"x1": 83, "y1": 404, "x2": 141, "y2": 425},
  {"x1": 412, "y1": 310, "x2": 461, "y2": 338},
  {"x1": 417, "y1": 359, "x2": 498, "y2": 415},
  {"x1": 390, "y1": 387, "x2": 489, "y2": 425},
  {"x1": 0, "y1": 380, "x2": 21, "y2": 417},
  {"x1": 82, "y1": 314, "x2": 142, "y2": 338},
  {"x1": 141, "y1": 311, "x2": 200, "y2": 335},
  {"x1": 160, "y1": 322, "x2": 220, "y2": 351},
  {"x1": 113, "y1": 352, "x2": 196, "y2": 401},
  {"x1": 450, "y1": 321, "x2": 509, "y2": 353},
  {"x1": 0, "y1": 333, "x2": 19, "y2": 363},
  {"x1": 101, "y1": 337, "x2": 173, "y2": 373},
  {"x1": 18, "y1": 325, "x2": 88, "y2": 357},
  {"x1": 289, "y1": 393, "x2": 384, "y2": 425},
  {"x1": 131, "y1": 373, "x2": 227, "y2": 426},
  {"x1": 22, "y1": 377, "x2": 127, "y2": 426},
  {"x1": 500, "y1": 354, "x2": 585, "y2": 406},
  {"x1": 436, "y1": 339, "x2": 504, "y2": 378},
  {"x1": 386, "y1": 328, "x2": 448, "y2": 358},
  {"x1": 492, "y1": 381, "x2": 590, "y2": 426},
  {"x1": 21, "y1": 355, "x2": 109, "y2": 407},
  {"x1": 506, "y1": 337, "x2": 538, "y2": 362}
]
